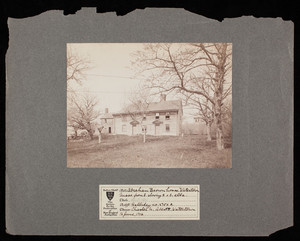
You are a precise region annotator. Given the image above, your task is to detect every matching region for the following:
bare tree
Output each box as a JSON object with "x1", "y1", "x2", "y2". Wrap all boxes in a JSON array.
[
  {"x1": 132, "y1": 43, "x2": 232, "y2": 150},
  {"x1": 123, "y1": 88, "x2": 152, "y2": 143},
  {"x1": 67, "y1": 45, "x2": 92, "y2": 89},
  {"x1": 220, "y1": 99, "x2": 232, "y2": 141},
  {"x1": 67, "y1": 93, "x2": 100, "y2": 140},
  {"x1": 185, "y1": 94, "x2": 214, "y2": 141}
]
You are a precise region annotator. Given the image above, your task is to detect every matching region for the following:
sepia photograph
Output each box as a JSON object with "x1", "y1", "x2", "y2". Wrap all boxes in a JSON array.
[{"x1": 67, "y1": 43, "x2": 232, "y2": 168}]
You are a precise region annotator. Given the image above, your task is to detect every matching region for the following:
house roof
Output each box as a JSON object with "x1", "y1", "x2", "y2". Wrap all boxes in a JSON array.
[
  {"x1": 100, "y1": 113, "x2": 113, "y2": 119},
  {"x1": 148, "y1": 100, "x2": 182, "y2": 112},
  {"x1": 113, "y1": 100, "x2": 182, "y2": 115}
]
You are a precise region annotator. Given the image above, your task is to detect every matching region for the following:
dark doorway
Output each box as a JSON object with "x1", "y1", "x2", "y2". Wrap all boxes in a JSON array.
[{"x1": 109, "y1": 127, "x2": 111, "y2": 134}]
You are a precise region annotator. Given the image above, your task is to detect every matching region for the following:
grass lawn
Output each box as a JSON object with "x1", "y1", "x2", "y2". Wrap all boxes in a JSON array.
[{"x1": 67, "y1": 134, "x2": 232, "y2": 168}]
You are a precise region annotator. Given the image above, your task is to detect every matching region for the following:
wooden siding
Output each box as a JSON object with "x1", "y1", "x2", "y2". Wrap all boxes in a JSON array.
[{"x1": 113, "y1": 111, "x2": 182, "y2": 136}]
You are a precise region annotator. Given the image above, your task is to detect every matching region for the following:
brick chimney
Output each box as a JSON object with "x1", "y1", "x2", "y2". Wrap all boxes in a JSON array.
[
  {"x1": 160, "y1": 94, "x2": 166, "y2": 102},
  {"x1": 105, "y1": 108, "x2": 109, "y2": 113}
]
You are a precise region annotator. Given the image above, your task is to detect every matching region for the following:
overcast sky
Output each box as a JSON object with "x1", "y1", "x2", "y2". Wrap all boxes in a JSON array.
[{"x1": 67, "y1": 43, "x2": 147, "y2": 113}]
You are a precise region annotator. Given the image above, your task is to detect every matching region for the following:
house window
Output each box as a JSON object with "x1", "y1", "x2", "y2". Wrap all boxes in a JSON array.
[
  {"x1": 142, "y1": 125, "x2": 147, "y2": 132},
  {"x1": 155, "y1": 113, "x2": 159, "y2": 119},
  {"x1": 122, "y1": 115, "x2": 127, "y2": 122},
  {"x1": 165, "y1": 112, "x2": 170, "y2": 120},
  {"x1": 105, "y1": 119, "x2": 107, "y2": 123},
  {"x1": 165, "y1": 124, "x2": 170, "y2": 132},
  {"x1": 122, "y1": 125, "x2": 126, "y2": 132},
  {"x1": 143, "y1": 114, "x2": 146, "y2": 121}
]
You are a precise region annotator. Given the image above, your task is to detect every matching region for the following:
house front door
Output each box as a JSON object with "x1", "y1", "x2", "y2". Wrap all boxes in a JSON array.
[{"x1": 108, "y1": 127, "x2": 111, "y2": 134}]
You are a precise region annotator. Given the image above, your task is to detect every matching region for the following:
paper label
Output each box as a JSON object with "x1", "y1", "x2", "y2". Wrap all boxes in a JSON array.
[{"x1": 99, "y1": 185, "x2": 200, "y2": 220}]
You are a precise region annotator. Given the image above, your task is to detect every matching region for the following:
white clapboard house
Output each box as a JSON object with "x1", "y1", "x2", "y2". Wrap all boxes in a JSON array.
[{"x1": 112, "y1": 95, "x2": 183, "y2": 136}]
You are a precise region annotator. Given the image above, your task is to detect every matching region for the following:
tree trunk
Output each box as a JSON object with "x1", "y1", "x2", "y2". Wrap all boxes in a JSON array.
[
  {"x1": 98, "y1": 133, "x2": 102, "y2": 143},
  {"x1": 216, "y1": 125, "x2": 224, "y2": 150},
  {"x1": 143, "y1": 131, "x2": 146, "y2": 143},
  {"x1": 206, "y1": 123, "x2": 212, "y2": 141},
  {"x1": 87, "y1": 129, "x2": 94, "y2": 140},
  {"x1": 214, "y1": 92, "x2": 224, "y2": 150},
  {"x1": 213, "y1": 43, "x2": 227, "y2": 150}
]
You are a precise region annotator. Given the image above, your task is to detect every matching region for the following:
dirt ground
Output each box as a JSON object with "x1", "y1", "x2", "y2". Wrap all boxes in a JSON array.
[{"x1": 67, "y1": 134, "x2": 232, "y2": 168}]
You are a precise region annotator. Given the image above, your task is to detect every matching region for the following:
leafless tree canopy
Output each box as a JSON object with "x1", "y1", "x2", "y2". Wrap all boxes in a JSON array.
[
  {"x1": 123, "y1": 87, "x2": 153, "y2": 115},
  {"x1": 132, "y1": 43, "x2": 232, "y2": 150},
  {"x1": 122, "y1": 88, "x2": 154, "y2": 143},
  {"x1": 67, "y1": 45, "x2": 98, "y2": 139},
  {"x1": 67, "y1": 93, "x2": 100, "y2": 140},
  {"x1": 67, "y1": 45, "x2": 91, "y2": 88}
]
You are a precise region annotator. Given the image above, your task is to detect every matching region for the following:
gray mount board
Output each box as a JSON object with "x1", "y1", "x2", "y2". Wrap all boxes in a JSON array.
[{"x1": 6, "y1": 8, "x2": 293, "y2": 235}]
